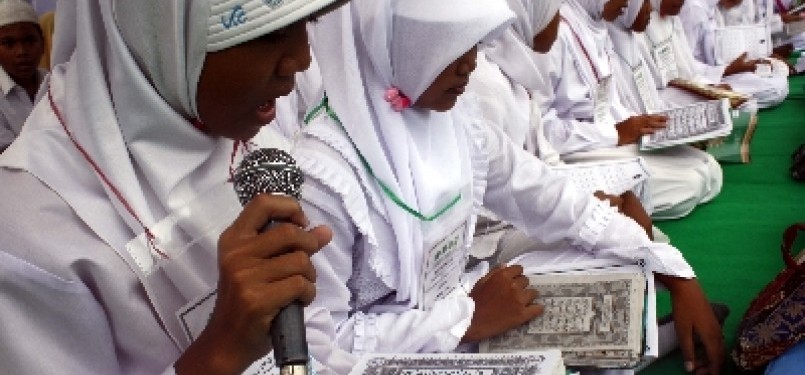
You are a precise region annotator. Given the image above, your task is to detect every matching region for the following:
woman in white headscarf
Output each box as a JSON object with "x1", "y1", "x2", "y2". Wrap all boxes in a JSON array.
[
  {"x1": 678, "y1": 0, "x2": 790, "y2": 108},
  {"x1": 296, "y1": 0, "x2": 723, "y2": 371},
  {"x1": 0, "y1": 0, "x2": 356, "y2": 374},
  {"x1": 531, "y1": 0, "x2": 719, "y2": 220},
  {"x1": 608, "y1": 0, "x2": 724, "y2": 220},
  {"x1": 470, "y1": 0, "x2": 656, "y2": 261}
]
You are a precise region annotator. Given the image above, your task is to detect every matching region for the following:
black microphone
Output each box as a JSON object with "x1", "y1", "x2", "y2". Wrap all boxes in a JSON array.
[{"x1": 233, "y1": 148, "x2": 309, "y2": 375}]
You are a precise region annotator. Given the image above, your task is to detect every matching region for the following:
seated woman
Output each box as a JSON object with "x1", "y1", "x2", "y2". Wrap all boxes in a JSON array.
[
  {"x1": 469, "y1": 0, "x2": 656, "y2": 262},
  {"x1": 532, "y1": 0, "x2": 720, "y2": 220},
  {"x1": 608, "y1": 0, "x2": 723, "y2": 220},
  {"x1": 678, "y1": 0, "x2": 789, "y2": 108},
  {"x1": 295, "y1": 0, "x2": 725, "y2": 373}
]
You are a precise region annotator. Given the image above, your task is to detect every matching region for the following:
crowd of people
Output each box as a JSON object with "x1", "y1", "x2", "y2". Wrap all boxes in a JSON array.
[{"x1": 0, "y1": 0, "x2": 800, "y2": 374}]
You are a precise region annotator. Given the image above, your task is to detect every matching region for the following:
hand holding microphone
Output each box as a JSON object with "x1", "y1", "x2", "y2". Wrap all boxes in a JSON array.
[{"x1": 176, "y1": 148, "x2": 331, "y2": 375}]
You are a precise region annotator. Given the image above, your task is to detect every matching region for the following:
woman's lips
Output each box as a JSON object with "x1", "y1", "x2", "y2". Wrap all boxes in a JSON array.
[{"x1": 256, "y1": 99, "x2": 277, "y2": 123}]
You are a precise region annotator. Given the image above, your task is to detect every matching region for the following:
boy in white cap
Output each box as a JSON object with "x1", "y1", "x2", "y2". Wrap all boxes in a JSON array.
[
  {"x1": 0, "y1": 0, "x2": 354, "y2": 374},
  {"x1": 0, "y1": 0, "x2": 44, "y2": 152}
]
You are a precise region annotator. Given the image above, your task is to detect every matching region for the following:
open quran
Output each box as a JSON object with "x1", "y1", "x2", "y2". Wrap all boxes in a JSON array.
[
  {"x1": 550, "y1": 158, "x2": 649, "y2": 196},
  {"x1": 480, "y1": 268, "x2": 648, "y2": 369},
  {"x1": 639, "y1": 98, "x2": 733, "y2": 151},
  {"x1": 668, "y1": 78, "x2": 750, "y2": 108},
  {"x1": 348, "y1": 351, "x2": 566, "y2": 375},
  {"x1": 713, "y1": 24, "x2": 772, "y2": 65}
]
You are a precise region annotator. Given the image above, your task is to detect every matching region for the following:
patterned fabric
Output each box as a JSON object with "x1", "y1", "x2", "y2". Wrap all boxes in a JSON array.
[{"x1": 732, "y1": 223, "x2": 805, "y2": 370}]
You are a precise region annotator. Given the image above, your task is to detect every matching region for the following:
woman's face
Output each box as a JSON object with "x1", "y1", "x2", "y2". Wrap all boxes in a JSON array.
[
  {"x1": 415, "y1": 46, "x2": 478, "y2": 112},
  {"x1": 631, "y1": 0, "x2": 653, "y2": 32},
  {"x1": 196, "y1": 20, "x2": 311, "y2": 140},
  {"x1": 660, "y1": 0, "x2": 686, "y2": 16},
  {"x1": 532, "y1": 13, "x2": 560, "y2": 54},
  {"x1": 603, "y1": 0, "x2": 629, "y2": 22}
]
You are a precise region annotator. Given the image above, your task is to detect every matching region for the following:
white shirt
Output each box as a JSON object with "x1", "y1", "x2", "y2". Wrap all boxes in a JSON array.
[{"x1": 0, "y1": 67, "x2": 45, "y2": 151}]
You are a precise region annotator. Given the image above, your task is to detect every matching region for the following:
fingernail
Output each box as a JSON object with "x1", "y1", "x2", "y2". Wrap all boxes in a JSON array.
[{"x1": 684, "y1": 361, "x2": 695, "y2": 372}]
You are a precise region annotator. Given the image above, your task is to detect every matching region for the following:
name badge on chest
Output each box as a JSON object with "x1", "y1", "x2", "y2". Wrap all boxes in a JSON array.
[
  {"x1": 633, "y1": 60, "x2": 660, "y2": 113},
  {"x1": 652, "y1": 40, "x2": 679, "y2": 87},
  {"x1": 420, "y1": 222, "x2": 469, "y2": 311},
  {"x1": 593, "y1": 76, "x2": 614, "y2": 126}
]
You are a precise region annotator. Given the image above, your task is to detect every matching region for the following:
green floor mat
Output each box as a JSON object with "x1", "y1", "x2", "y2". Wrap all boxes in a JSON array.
[{"x1": 641, "y1": 76, "x2": 805, "y2": 374}]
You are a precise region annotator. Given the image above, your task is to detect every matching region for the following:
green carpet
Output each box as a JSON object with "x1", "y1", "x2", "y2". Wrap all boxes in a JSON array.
[{"x1": 641, "y1": 76, "x2": 805, "y2": 374}]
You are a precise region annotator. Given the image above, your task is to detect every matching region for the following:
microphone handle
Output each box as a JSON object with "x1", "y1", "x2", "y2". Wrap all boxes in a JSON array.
[{"x1": 270, "y1": 301, "x2": 309, "y2": 369}]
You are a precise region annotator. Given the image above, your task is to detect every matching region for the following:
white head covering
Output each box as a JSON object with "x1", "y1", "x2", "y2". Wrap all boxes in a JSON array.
[
  {"x1": 0, "y1": 0, "x2": 337, "y2": 251},
  {"x1": 304, "y1": 0, "x2": 513, "y2": 302},
  {"x1": 557, "y1": 0, "x2": 617, "y2": 88},
  {"x1": 0, "y1": 0, "x2": 37, "y2": 27},
  {"x1": 483, "y1": 0, "x2": 564, "y2": 90},
  {"x1": 615, "y1": 0, "x2": 645, "y2": 29},
  {"x1": 608, "y1": 0, "x2": 661, "y2": 112}
]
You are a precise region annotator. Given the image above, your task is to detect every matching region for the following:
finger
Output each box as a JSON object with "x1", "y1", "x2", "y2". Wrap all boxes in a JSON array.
[
  {"x1": 260, "y1": 274, "x2": 318, "y2": 312},
  {"x1": 678, "y1": 324, "x2": 697, "y2": 373},
  {"x1": 512, "y1": 275, "x2": 530, "y2": 290},
  {"x1": 232, "y1": 194, "x2": 309, "y2": 235},
  {"x1": 499, "y1": 264, "x2": 525, "y2": 278},
  {"x1": 225, "y1": 222, "x2": 324, "y2": 259},
  {"x1": 523, "y1": 304, "x2": 544, "y2": 320},
  {"x1": 517, "y1": 287, "x2": 539, "y2": 305},
  {"x1": 246, "y1": 250, "x2": 318, "y2": 285},
  {"x1": 702, "y1": 333, "x2": 725, "y2": 375}
]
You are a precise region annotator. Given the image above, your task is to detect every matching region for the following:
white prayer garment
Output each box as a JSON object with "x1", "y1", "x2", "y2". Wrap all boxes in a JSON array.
[
  {"x1": 608, "y1": 0, "x2": 723, "y2": 220},
  {"x1": 295, "y1": 0, "x2": 695, "y2": 368},
  {"x1": 0, "y1": 67, "x2": 44, "y2": 151},
  {"x1": 0, "y1": 0, "x2": 357, "y2": 374},
  {"x1": 531, "y1": 0, "x2": 720, "y2": 219},
  {"x1": 679, "y1": 0, "x2": 789, "y2": 108}
]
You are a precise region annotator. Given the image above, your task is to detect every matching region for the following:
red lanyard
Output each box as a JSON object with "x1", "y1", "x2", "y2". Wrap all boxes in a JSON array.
[
  {"x1": 561, "y1": 15, "x2": 603, "y2": 83},
  {"x1": 48, "y1": 87, "x2": 169, "y2": 259},
  {"x1": 773, "y1": 0, "x2": 787, "y2": 12}
]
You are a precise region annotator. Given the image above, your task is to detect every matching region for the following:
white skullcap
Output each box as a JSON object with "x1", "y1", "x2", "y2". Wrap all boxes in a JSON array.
[
  {"x1": 207, "y1": 0, "x2": 337, "y2": 51},
  {"x1": 0, "y1": 0, "x2": 37, "y2": 29}
]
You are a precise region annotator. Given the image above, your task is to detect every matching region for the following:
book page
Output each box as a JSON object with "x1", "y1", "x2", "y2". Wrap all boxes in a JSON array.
[
  {"x1": 348, "y1": 352, "x2": 566, "y2": 375},
  {"x1": 550, "y1": 158, "x2": 649, "y2": 196},
  {"x1": 640, "y1": 98, "x2": 732, "y2": 151},
  {"x1": 714, "y1": 24, "x2": 771, "y2": 64},
  {"x1": 480, "y1": 269, "x2": 647, "y2": 368}
]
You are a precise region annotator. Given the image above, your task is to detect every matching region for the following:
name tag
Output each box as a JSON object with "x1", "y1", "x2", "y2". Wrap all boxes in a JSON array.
[
  {"x1": 594, "y1": 76, "x2": 614, "y2": 126},
  {"x1": 420, "y1": 222, "x2": 468, "y2": 311},
  {"x1": 652, "y1": 40, "x2": 679, "y2": 86},
  {"x1": 633, "y1": 60, "x2": 659, "y2": 113}
]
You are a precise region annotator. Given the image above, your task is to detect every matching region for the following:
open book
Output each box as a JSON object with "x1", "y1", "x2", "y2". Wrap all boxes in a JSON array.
[
  {"x1": 348, "y1": 351, "x2": 566, "y2": 375},
  {"x1": 550, "y1": 158, "x2": 649, "y2": 196},
  {"x1": 480, "y1": 263, "x2": 650, "y2": 369},
  {"x1": 713, "y1": 23, "x2": 772, "y2": 65},
  {"x1": 639, "y1": 98, "x2": 733, "y2": 151}
]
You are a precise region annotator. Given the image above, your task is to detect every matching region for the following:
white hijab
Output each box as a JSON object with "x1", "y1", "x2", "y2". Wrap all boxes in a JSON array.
[
  {"x1": 643, "y1": 0, "x2": 697, "y2": 82},
  {"x1": 483, "y1": 0, "x2": 564, "y2": 91},
  {"x1": 608, "y1": 0, "x2": 662, "y2": 112},
  {"x1": 561, "y1": 0, "x2": 615, "y2": 87},
  {"x1": 0, "y1": 0, "x2": 336, "y2": 251},
  {"x1": 304, "y1": 0, "x2": 513, "y2": 302}
]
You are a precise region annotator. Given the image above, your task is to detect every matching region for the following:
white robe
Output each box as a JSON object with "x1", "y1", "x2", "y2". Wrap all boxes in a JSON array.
[
  {"x1": 295, "y1": 94, "x2": 696, "y2": 366},
  {"x1": 535, "y1": 3, "x2": 721, "y2": 219},
  {"x1": 608, "y1": 25, "x2": 724, "y2": 220},
  {"x1": 678, "y1": 0, "x2": 789, "y2": 108}
]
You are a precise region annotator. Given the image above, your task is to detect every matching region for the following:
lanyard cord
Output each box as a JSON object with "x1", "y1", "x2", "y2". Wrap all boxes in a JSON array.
[
  {"x1": 304, "y1": 96, "x2": 462, "y2": 222},
  {"x1": 561, "y1": 15, "x2": 603, "y2": 83},
  {"x1": 48, "y1": 87, "x2": 169, "y2": 259}
]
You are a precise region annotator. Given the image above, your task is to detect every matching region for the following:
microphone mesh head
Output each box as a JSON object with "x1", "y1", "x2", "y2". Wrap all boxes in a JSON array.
[{"x1": 233, "y1": 148, "x2": 304, "y2": 205}]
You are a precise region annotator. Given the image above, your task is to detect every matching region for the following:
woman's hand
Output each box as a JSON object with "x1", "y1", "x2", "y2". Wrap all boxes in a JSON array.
[
  {"x1": 616, "y1": 114, "x2": 668, "y2": 145},
  {"x1": 176, "y1": 194, "x2": 332, "y2": 375},
  {"x1": 724, "y1": 52, "x2": 769, "y2": 76},
  {"x1": 462, "y1": 265, "x2": 543, "y2": 343},
  {"x1": 656, "y1": 275, "x2": 725, "y2": 375}
]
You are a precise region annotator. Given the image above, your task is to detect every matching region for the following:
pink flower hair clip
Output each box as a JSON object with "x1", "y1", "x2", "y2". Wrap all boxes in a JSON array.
[{"x1": 384, "y1": 87, "x2": 412, "y2": 112}]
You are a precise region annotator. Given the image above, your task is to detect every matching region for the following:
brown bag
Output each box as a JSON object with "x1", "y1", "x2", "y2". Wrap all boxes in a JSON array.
[{"x1": 732, "y1": 223, "x2": 805, "y2": 371}]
